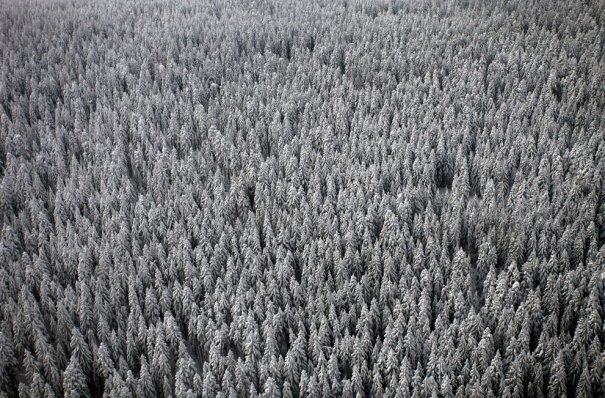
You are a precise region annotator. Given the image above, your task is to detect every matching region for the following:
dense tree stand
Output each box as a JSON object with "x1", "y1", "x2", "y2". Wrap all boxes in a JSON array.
[{"x1": 1, "y1": 0, "x2": 604, "y2": 397}]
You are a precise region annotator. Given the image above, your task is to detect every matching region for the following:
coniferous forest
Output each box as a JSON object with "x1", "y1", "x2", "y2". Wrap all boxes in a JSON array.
[{"x1": 1, "y1": 0, "x2": 605, "y2": 397}]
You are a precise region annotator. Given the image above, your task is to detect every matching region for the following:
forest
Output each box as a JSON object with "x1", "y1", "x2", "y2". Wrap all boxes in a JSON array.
[{"x1": 0, "y1": 0, "x2": 604, "y2": 397}]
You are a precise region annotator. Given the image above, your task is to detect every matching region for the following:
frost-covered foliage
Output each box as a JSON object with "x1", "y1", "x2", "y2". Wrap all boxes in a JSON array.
[{"x1": 1, "y1": 0, "x2": 604, "y2": 397}]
